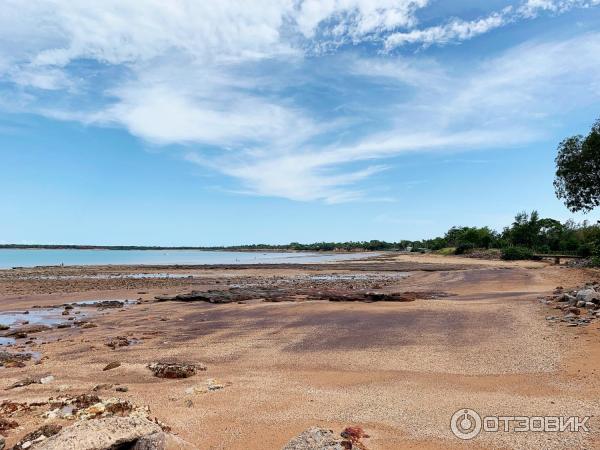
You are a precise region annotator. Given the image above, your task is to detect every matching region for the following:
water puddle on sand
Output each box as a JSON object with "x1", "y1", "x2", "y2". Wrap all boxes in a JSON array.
[
  {"x1": 0, "y1": 308, "x2": 69, "y2": 328},
  {"x1": 0, "y1": 337, "x2": 15, "y2": 346}
]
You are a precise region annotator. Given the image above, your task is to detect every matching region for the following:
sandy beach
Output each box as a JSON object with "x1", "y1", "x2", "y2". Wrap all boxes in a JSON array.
[{"x1": 1, "y1": 253, "x2": 600, "y2": 449}]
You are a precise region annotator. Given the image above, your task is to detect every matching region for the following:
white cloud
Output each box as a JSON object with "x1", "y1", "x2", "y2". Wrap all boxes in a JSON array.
[
  {"x1": 0, "y1": 1, "x2": 600, "y2": 203},
  {"x1": 386, "y1": 9, "x2": 510, "y2": 49},
  {"x1": 385, "y1": 0, "x2": 600, "y2": 49}
]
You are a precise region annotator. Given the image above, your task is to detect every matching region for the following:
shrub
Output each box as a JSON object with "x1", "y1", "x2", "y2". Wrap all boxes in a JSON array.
[
  {"x1": 590, "y1": 256, "x2": 600, "y2": 267},
  {"x1": 454, "y1": 243, "x2": 475, "y2": 255},
  {"x1": 577, "y1": 243, "x2": 594, "y2": 257},
  {"x1": 501, "y1": 246, "x2": 535, "y2": 260}
]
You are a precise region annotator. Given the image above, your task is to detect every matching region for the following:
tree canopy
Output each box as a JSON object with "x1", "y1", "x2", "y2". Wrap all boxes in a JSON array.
[{"x1": 554, "y1": 119, "x2": 600, "y2": 212}]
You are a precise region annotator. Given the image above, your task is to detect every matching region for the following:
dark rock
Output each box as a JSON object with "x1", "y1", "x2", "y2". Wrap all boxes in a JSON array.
[
  {"x1": 105, "y1": 336, "x2": 131, "y2": 349},
  {"x1": 103, "y1": 361, "x2": 121, "y2": 371},
  {"x1": 0, "y1": 417, "x2": 19, "y2": 434},
  {"x1": 147, "y1": 362, "x2": 206, "y2": 379},
  {"x1": 4, "y1": 324, "x2": 51, "y2": 336},
  {"x1": 12, "y1": 424, "x2": 62, "y2": 450}
]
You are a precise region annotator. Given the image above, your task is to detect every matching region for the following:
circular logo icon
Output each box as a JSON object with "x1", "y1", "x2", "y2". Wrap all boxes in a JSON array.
[{"x1": 451, "y1": 408, "x2": 482, "y2": 440}]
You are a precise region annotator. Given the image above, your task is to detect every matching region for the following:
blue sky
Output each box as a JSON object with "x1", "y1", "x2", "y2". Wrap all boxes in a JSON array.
[{"x1": 1, "y1": 0, "x2": 600, "y2": 246}]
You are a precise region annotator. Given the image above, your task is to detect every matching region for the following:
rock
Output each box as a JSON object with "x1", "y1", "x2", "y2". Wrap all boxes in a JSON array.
[
  {"x1": 585, "y1": 302, "x2": 597, "y2": 309},
  {"x1": 340, "y1": 426, "x2": 369, "y2": 442},
  {"x1": 568, "y1": 307, "x2": 581, "y2": 315},
  {"x1": 105, "y1": 336, "x2": 131, "y2": 349},
  {"x1": 40, "y1": 375, "x2": 54, "y2": 384},
  {"x1": 0, "y1": 435, "x2": 4, "y2": 450},
  {"x1": 5, "y1": 374, "x2": 53, "y2": 390},
  {"x1": 103, "y1": 362, "x2": 121, "y2": 371},
  {"x1": 0, "y1": 417, "x2": 19, "y2": 433},
  {"x1": 34, "y1": 416, "x2": 165, "y2": 450},
  {"x1": 4, "y1": 324, "x2": 51, "y2": 336},
  {"x1": 92, "y1": 384, "x2": 113, "y2": 392},
  {"x1": 12, "y1": 424, "x2": 62, "y2": 450},
  {"x1": 0, "y1": 351, "x2": 32, "y2": 367},
  {"x1": 576, "y1": 289, "x2": 600, "y2": 303},
  {"x1": 282, "y1": 427, "x2": 347, "y2": 450},
  {"x1": 185, "y1": 379, "x2": 230, "y2": 394},
  {"x1": 116, "y1": 386, "x2": 129, "y2": 393},
  {"x1": 81, "y1": 323, "x2": 98, "y2": 329},
  {"x1": 576, "y1": 300, "x2": 587, "y2": 308},
  {"x1": 0, "y1": 324, "x2": 9, "y2": 331},
  {"x1": 147, "y1": 362, "x2": 206, "y2": 379}
]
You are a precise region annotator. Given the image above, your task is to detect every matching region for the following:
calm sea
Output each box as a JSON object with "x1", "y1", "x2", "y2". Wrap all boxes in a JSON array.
[{"x1": 0, "y1": 249, "x2": 371, "y2": 269}]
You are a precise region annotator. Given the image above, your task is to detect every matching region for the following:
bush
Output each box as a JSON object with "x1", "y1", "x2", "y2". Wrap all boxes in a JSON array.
[
  {"x1": 501, "y1": 246, "x2": 536, "y2": 260},
  {"x1": 537, "y1": 244, "x2": 551, "y2": 254},
  {"x1": 578, "y1": 243, "x2": 594, "y2": 257},
  {"x1": 454, "y1": 243, "x2": 475, "y2": 255},
  {"x1": 436, "y1": 247, "x2": 457, "y2": 256}
]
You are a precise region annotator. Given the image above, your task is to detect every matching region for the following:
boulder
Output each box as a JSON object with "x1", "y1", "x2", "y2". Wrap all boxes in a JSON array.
[
  {"x1": 576, "y1": 289, "x2": 600, "y2": 303},
  {"x1": 103, "y1": 361, "x2": 121, "y2": 371},
  {"x1": 577, "y1": 300, "x2": 587, "y2": 308},
  {"x1": 283, "y1": 427, "x2": 348, "y2": 450},
  {"x1": 12, "y1": 424, "x2": 62, "y2": 450},
  {"x1": 148, "y1": 362, "x2": 205, "y2": 379},
  {"x1": 0, "y1": 435, "x2": 4, "y2": 450},
  {"x1": 35, "y1": 416, "x2": 165, "y2": 450}
]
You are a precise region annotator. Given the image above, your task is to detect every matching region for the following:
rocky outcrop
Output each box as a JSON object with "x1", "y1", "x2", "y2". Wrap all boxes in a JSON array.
[
  {"x1": 3, "y1": 324, "x2": 51, "y2": 337},
  {"x1": 283, "y1": 426, "x2": 369, "y2": 450},
  {"x1": 0, "y1": 351, "x2": 32, "y2": 368},
  {"x1": 283, "y1": 427, "x2": 348, "y2": 450},
  {"x1": 35, "y1": 416, "x2": 165, "y2": 450},
  {"x1": 12, "y1": 424, "x2": 62, "y2": 450},
  {"x1": 156, "y1": 287, "x2": 448, "y2": 304},
  {"x1": 147, "y1": 362, "x2": 205, "y2": 379}
]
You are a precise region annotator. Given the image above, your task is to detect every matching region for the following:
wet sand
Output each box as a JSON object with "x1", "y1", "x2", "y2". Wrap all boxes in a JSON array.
[{"x1": 1, "y1": 253, "x2": 600, "y2": 449}]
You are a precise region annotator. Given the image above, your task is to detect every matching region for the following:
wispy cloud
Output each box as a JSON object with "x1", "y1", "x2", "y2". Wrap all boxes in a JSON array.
[
  {"x1": 0, "y1": 1, "x2": 599, "y2": 203},
  {"x1": 385, "y1": 0, "x2": 600, "y2": 49}
]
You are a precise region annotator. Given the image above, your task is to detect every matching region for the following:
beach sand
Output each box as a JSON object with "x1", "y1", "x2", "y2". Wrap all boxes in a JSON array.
[{"x1": 1, "y1": 253, "x2": 599, "y2": 449}]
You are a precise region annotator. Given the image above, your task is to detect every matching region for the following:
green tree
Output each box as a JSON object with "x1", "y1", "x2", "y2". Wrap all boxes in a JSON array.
[{"x1": 554, "y1": 118, "x2": 600, "y2": 212}]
